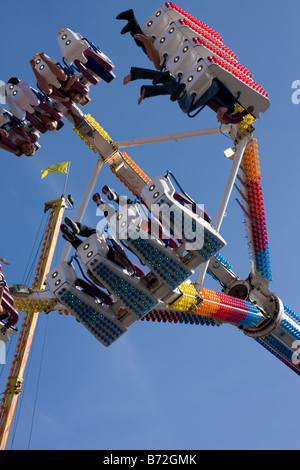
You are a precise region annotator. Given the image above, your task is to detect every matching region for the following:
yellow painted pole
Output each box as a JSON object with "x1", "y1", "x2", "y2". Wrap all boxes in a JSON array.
[{"x1": 0, "y1": 196, "x2": 67, "y2": 450}]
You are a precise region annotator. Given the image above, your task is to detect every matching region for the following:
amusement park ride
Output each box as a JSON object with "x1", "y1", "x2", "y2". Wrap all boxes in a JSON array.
[{"x1": 0, "y1": 2, "x2": 299, "y2": 450}]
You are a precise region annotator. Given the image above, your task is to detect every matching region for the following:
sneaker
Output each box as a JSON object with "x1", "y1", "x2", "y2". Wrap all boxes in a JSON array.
[
  {"x1": 116, "y1": 9, "x2": 135, "y2": 21},
  {"x1": 102, "y1": 185, "x2": 118, "y2": 201},
  {"x1": 170, "y1": 83, "x2": 186, "y2": 102},
  {"x1": 92, "y1": 193, "x2": 105, "y2": 205},
  {"x1": 152, "y1": 72, "x2": 172, "y2": 85},
  {"x1": 64, "y1": 217, "x2": 80, "y2": 234},
  {"x1": 7, "y1": 77, "x2": 19, "y2": 85},
  {"x1": 0, "y1": 313, "x2": 9, "y2": 321},
  {"x1": 60, "y1": 224, "x2": 76, "y2": 242}
]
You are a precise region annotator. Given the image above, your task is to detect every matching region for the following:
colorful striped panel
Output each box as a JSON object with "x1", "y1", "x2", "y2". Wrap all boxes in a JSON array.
[
  {"x1": 194, "y1": 287, "x2": 262, "y2": 327},
  {"x1": 143, "y1": 281, "x2": 262, "y2": 328},
  {"x1": 241, "y1": 140, "x2": 272, "y2": 281},
  {"x1": 142, "y1": 307, "x2": 219, "y2": 327}
]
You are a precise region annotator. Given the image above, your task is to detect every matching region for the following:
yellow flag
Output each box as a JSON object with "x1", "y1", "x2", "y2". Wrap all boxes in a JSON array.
[{"x1": 41, "y1": 161, "x2": 70, "y2": 179}]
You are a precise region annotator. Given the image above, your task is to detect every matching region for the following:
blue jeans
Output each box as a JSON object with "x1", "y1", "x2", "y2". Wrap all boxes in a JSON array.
[{"x1": 129, "y1": 67, "x2": 223, "y2": 114}]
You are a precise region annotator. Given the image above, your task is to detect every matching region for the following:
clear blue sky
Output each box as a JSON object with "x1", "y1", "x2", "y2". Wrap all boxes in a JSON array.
[{"x1": 0, "y1": 0, "x2": 299, "y2": 450}]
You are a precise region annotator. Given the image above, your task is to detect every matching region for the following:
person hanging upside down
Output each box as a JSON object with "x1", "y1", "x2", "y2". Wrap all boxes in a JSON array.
[
  {"x1": 60, "y1": 218, "x2": 145, "y2": 278},
  {"x1": 0, "y1": 259, "x2": 9, "y2": 321},
  {"x1": 117, "y1": 9, "x2": 244, "y2": 123},
  {"x1": 33, "y1": 107, "x2": 61, "y2": 131},
  {"x1": 29, "y1": 53, "x2": 87, "y2": 105},
  {"x1": 5, "y1": 78, "x2": 63, "y2": 132},
  {"x1": 123, "y1": 66, "x2": 243, "y2": 123},
  {"x1": 93, "y1": 185, "x2": 180, "y2": 250},
  {"x1": 0, "y1": 120, "x2": 37, "y2": 156}
]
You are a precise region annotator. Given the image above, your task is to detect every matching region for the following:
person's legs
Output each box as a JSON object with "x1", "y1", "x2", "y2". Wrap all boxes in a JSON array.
[
  {"x1": 64, "y1": 218, "x2": 96, "y2": 238},
  {"x1": 129, "y1": 67, "x2": 165, "y2": 82},
  {"x1": 133, "y1": 34, "x2": 161, "y2": 69},
  {"x1": 76, "y1": 223, "x2": 97, "y2": 238},
  {"x1": 38, "y1": 53, "x2": 68, "y2": 83},
  {"x1": 30, "y1": 59, "x2": 54, "y2": 96},
  {"x1": 125, "y1": 69, "x2": 184, "y2": 105},
  {"x1": 60, "y1": 224, "x2": 82, "y2": 249},
  {"x1": 116, "y1": 10, "x2": 147, "y2": 54},
  {"x1": 124, "y1": 68, "x2": 169, "y2": 98},
  {"x1": 139, "y1": 85, "x2": 169, "y2": 104}
]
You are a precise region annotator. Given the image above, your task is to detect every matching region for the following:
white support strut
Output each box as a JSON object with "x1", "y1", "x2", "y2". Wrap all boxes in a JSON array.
[
  {"x1": 194, "y1": 135, "x2": 249, "y2": 291},
  {"x1": 116, "y1": 126, "x2": 232, "y2": 148}
]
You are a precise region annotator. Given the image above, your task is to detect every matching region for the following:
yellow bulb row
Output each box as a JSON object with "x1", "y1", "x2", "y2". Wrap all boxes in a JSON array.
[
  {"x1": 85, "y1": 114, "x2": 114, "y2": 145},
  {"x1": 13, "y1": 298, "x2": 73, "y2": 316},
  {"x1": 166, "y1": 295, "x2": 197, "y2": 312},
  {"x1": 235, "y1": 104, "x2": 256, "y2": 132},
  {"x1": 166, "y1": 281, "x2": 199, "y2": 312},
  {"x1": 13, "y1": 298, "x2": 52, "y2": 313},
  {"x1": 72, "y1": 127, "x2": 98, "y2": 153}
]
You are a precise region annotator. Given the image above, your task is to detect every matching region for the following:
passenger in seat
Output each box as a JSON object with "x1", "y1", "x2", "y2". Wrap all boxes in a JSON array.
[
  {"x1": 124, "y1": 65, "x2": 243, "y2": 123},
  {"x1": 29, "y1": 53, "x2": 87, "y2": 105},
  {"x1": 0, "y1": 123, "x2": 37, "y2": 156},
  {"x1": 118, "y1": 12, "x2": 244, "y2": 124},
  {"x1": 60, "y1": 218, "x2": 144, "y2": 277},
  {"x1": 0, "y1": 259, "x2": 9, "y2": 321}
]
